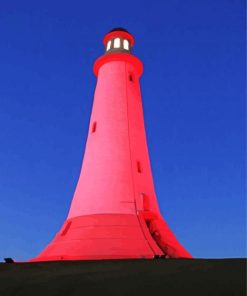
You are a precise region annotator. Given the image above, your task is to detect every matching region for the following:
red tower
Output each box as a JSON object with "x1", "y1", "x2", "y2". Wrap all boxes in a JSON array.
[{"x1": 31, "y1": 29, "x2": 192, "y2": 261}]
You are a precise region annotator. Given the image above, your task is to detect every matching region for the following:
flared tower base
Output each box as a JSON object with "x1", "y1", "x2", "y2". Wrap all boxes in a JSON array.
[{"x1": 31, "y1": 213, "x2": 191, "y2": 261}]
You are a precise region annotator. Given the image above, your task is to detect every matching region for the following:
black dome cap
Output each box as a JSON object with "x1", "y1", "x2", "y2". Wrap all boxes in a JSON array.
[{"x1": 109, "y1": 27, "x2": 130, "y2": 33}]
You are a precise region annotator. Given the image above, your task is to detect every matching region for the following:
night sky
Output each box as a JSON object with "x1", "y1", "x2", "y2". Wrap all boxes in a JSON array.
[{"x1": 0, "y1": 0, "x2": 245, "y2": 261}]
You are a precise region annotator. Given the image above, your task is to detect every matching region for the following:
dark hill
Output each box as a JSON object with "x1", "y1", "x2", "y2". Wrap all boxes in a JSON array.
[{"x1": 0, "y1": 258, "x2": 245, "y2": 295}]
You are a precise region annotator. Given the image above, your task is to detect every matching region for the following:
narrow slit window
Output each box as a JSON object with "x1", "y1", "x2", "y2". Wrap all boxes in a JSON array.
[
  {"x1": 129, "y1": 73, "x2": 134, "y2": 82},
  {"x1": 61, "y1": 221, "x2": 72, "y2": 236},
  {"x1": 92, "y1": 121, "x2": 97, "y2": 133},
  {"x1": 123, "y1": 39, "x2": 129, "y2": 50},
  {"x1": 106, "y1": 40, "x2": 111, "y2": 51},
  {"x1": 114, "y1": 38, "x2": 121, "y2": 48},
  {"x1": 137, "y1": 161, "x2": 142, "y2": 173}
]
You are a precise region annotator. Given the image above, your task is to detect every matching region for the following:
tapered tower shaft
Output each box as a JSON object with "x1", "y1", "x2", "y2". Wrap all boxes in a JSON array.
[{"x1": 31, "y1": 29, "x2": 191, "y2": 261}]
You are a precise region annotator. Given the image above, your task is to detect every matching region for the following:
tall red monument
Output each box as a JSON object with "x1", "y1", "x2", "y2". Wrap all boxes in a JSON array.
[{"x1": 31, "y1": 28, "x2": 192, "y2": 261}]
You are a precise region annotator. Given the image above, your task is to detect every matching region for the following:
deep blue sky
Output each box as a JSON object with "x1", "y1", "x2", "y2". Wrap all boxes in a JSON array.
[{"x1": 0, "y1": 0, "x2": 245, "y2": 261}]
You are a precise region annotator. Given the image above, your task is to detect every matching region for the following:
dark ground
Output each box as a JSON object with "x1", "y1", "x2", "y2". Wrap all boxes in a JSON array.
[{"x1": 0, "y1": 259, "x2": 246, "y2": 295}]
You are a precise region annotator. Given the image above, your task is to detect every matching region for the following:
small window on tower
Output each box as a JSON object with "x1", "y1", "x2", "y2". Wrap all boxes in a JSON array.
[
  {"x1": 114, "y1": 38, "x2": 121, "y2": 48},
  {"x1": 61, "y1": 221, "x2": 72, "y2": 236},
  {"x1": 123, "y1": 39, "x2": 129, "y2": 50},
  {"x1": 92, "y1": 122, "x2": 97, "y2": 133},
  {"x1": 137, "y1": 161, "x2": 142, "y2": 173},
  {"x1": 106, "y1": 40, "x2": 111, "y2": 51}
]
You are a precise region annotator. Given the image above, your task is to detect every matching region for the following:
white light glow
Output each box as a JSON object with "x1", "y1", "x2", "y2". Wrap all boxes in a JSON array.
[
  {"x1": 123, "y1": 40, "x2": 129, "y2": 50},
  {"x1": 114, "y1": 38, "x2": 121, "y2": 48},
  {"x1": 106, "y1": 40, "x2": 111, "y2": 51}
]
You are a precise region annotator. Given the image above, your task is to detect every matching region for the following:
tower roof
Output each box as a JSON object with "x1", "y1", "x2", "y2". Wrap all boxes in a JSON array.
[
  {"x1": 109, "y1": 27, "x2": 130, "y2": 33},
  {"x1": 103, "y1": 28, "x2": 134, "y2": 46}
]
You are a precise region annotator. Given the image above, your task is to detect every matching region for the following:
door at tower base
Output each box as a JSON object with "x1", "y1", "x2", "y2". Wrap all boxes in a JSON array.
[{"x1": 30, "y1": 28, "x2": 192, "y2": 262}]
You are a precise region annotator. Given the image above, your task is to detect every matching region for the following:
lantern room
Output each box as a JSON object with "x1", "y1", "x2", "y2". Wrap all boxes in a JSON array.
[{"x1": 103, "y1": 28, "x2": 135, "y2": 54}]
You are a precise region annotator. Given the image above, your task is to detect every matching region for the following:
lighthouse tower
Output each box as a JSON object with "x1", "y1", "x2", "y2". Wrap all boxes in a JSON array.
[{"x1": 31, "y1": 28, "x2": 192, "y2": 261}]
